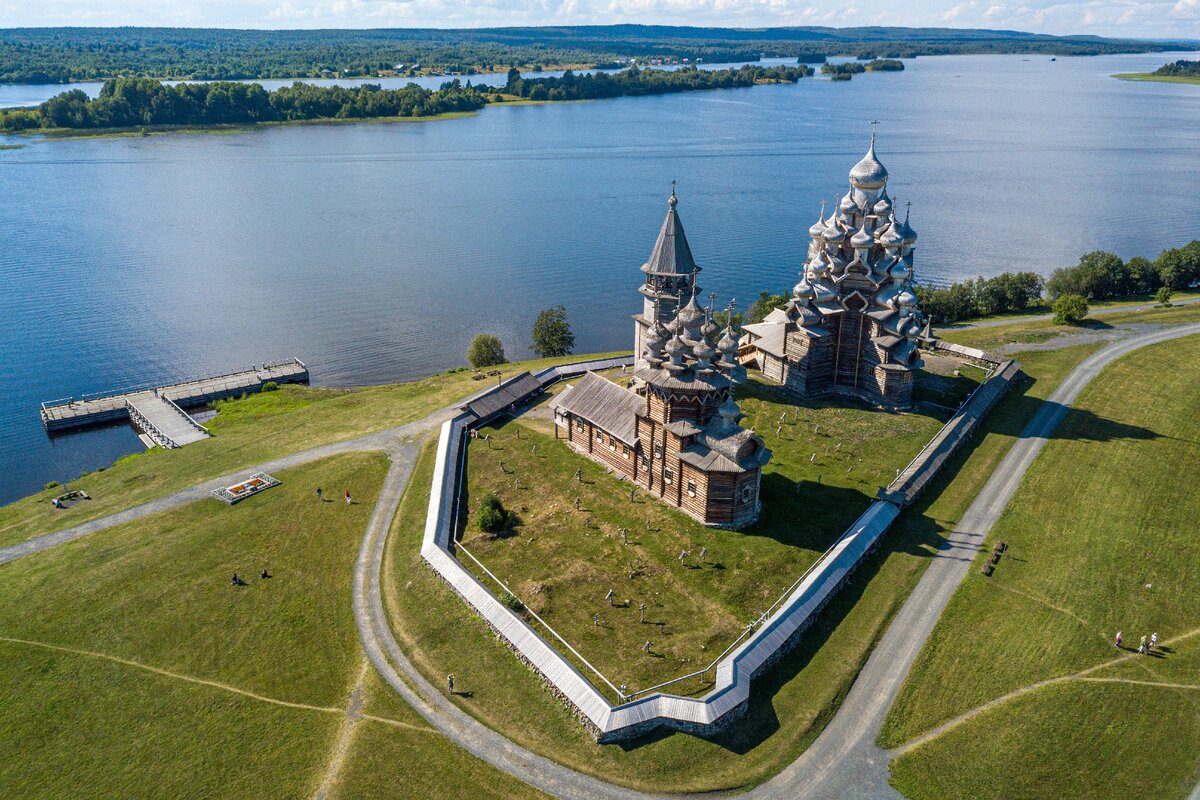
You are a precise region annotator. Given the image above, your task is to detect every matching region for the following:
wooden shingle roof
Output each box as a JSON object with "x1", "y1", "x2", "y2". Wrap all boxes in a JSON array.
[{"x1": 549, "y1": 372, "x2": 642, "y2": 445}]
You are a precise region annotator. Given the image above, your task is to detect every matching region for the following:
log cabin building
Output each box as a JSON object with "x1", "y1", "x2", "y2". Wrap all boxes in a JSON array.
[
  {"x1": 742, "y1": 130, "x2": 929, "y2": 409},
  {"x1": 551, "y1": 188, "x2": 771, "y2": 530}
]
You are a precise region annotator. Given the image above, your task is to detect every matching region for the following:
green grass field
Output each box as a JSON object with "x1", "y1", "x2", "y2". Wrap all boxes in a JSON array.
[
  {"x1": 459, "y1": 377, "x2": 948, "y2": 695},
  {"x1": 882, "y1": 334, "x2": 1200, "y2": 800},
  {"x1": 374, "y1": 336, "x2": 1119, "y2": 793},
  {"x1": 0, "y1": 352, "x2": 625, "y2": 550},
  {"x1": 0, "y1": 451, "x2": 548, "y2": 799},
  {"x1": 5, "y1": 305, "x2": 1197, "y2": 797}
]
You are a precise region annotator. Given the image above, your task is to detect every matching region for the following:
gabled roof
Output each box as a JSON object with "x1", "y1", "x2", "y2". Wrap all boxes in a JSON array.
[
  {"x1": 642, "y1": 196, "x2": 699, "y2": 276},
  {"x1": 743, "y1": 323, "x2": 787, "y2": 357},
  {"x1": 463, "y1": 371, "x2": 543, "y2": 421},
  {"x1": 549, "y1": 371, "x2": 642, "y2": 445}
]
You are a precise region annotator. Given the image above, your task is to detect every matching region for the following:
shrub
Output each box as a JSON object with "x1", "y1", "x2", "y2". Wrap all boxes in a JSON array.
[
  {"x1": 44, "y1": 481, "x2": 59, "y2": 491},
  {"x1": 261, "y1": 381, "x2": 280, "y2": 392},
  {"x1": 1052, "y1": 294, "x2": 1089, "y2": 325},
  {"x1": 467, "y1": 333, "x2": 507, "y2": 368},
  {"x1": 478, "y1": 492, "x2": 509, "y2": 533},
  {"x1": 1155, "y1": 286, "x2": 1174, "y2": 307},
  {"x1": 499, "y1": 592, "x2": 525, "y2": 612}
]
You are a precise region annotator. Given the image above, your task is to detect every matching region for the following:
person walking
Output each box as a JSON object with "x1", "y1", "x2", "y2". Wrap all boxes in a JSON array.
[
  {"x1": 1139, "y1": 634, "x2": 1148, "y2": 654},
  {"x1": 1150, "y1": 632, "x2": 1159, "y2": 651},
  {"x1": 344, "y1": 491, "x2": 352, "y2": 505},
  {"x1": 315, "y1": 487, "x2": 323, "y2": 501},
  {"x1": 1114, "y1": 631, "x2": 1123, "y2": 649},
  {"x1": 446, "y1": 674, "x2": 455, "y2": 695}
]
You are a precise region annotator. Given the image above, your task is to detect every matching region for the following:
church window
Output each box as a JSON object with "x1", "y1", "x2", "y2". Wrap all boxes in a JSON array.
[
  {"x1": 622, "y1": 444, "x2": 630, "y2": 458},
  {"x1": 664, "y1": 468, "x2": 674, "y2": 485},
  {"x1": 575, "y1": 419, "x2": 584, "y2": 432},
  {"x1": 741, "y1": 485, "x2": 753, "y2": 503},
  {"x1": 686, "y1": 479, "x2": 697, "y2": 497}
]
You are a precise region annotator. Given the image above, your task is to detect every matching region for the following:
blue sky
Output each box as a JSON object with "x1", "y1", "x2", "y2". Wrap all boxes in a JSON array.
[{"x1": 1, "y1": 0, "x2": 1197, "y2": 40}]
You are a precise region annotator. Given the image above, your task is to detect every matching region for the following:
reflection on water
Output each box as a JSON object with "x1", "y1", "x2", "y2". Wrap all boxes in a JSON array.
[{"x1": 1, "y1": 51, "x2": 1198, "y2": 502}]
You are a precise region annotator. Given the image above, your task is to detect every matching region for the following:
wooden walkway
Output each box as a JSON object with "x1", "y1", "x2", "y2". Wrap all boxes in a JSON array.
[
  {"x1": 41, "y1": 359, "x2": 308, "y2": 435},
  {"x1": 126, "y1": 392, "x2": 211, "y2": 449}
]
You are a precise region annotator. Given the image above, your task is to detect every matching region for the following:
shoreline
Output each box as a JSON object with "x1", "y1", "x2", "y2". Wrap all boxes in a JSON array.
[
  {"x1": 1112, "y1": 72, "x2": 1200, "y2": 85},
  {"x1": 1, "y1": 106, "x2": 563, "y2": 141}
]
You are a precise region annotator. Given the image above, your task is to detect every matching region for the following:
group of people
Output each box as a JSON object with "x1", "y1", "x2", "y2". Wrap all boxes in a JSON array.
[
  {"x1": 230, "y1": 569, "x2": 271, "y2": 586},
  {"x1": 1115, "y1": 630, "x2": 1159, "y2": 654},
  {"x1": 314, "y1": 487, "x2": 353, "y2": 504}
]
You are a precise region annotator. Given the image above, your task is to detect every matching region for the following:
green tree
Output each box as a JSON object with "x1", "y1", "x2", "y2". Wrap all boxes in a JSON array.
[
  {"x1": 746, "y1": 290, "x2": 789, "y2": 324},
  {"x1": 1155, "y1": 286, "x2": 1174, "y2": 307},
  {"x1": 467, "y1": 333, "x2": 507, "y2": 368},
  {"x1": 531, "y1": 304, "x2": 575, "y2": 357},
  {"x1": 1052, "y1": 293, "x2": 1089, "y2": 325},
  {"x1": 1155, "y1": 241, "x2": 1200, "y2": 291}
]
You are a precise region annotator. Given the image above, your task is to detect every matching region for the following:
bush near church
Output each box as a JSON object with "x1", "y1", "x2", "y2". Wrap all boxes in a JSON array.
[{"x1": 1052, "y1": 293, "x2": 1089, "y2": 325}]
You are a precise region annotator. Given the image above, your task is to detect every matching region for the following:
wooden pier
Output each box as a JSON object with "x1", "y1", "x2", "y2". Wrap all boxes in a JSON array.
[{"x1": 40, "y1": 359, "x2": 309, "y2": 448}]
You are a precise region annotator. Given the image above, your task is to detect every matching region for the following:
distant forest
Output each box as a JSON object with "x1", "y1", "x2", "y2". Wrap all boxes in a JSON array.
[
  {"x1": 0, "y1": 25, "x2": 1183, "y2": 84},
  {"x1": 0, "y1": 64, "x2": 812, "y2": 131}
]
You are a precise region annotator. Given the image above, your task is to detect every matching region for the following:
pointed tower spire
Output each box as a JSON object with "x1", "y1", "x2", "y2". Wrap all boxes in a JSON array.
[{"x1": 641, "y1": 182, "x2": 699, "y2": 278}]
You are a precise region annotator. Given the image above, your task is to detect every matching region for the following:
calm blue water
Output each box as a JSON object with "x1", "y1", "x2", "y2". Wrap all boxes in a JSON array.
[{"x1": 2, "y1": 51, "x2": 1198, "y2": 504}]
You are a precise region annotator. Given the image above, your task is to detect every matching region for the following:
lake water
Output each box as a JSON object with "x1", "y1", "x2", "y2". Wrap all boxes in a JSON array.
[{"x1": 1, "y1": 51, "x2": 1198, "y2": 504}]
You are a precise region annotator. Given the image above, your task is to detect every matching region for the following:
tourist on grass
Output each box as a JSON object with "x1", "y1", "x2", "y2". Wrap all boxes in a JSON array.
[
  {"x1": 1115, "y1": 631, "x2": 1123, "y2": 649},
  {"x1": 344, "y1": 491, "x2": 352, "y2": 504},
  {"x1": 447, "y1": 674, "x2": 455, "y2": 695},
  {"x1": 231, "y1": 573, "x2": 241, "y2": 586},
  {"x1": 260, "y1": 569, "x2": 271, "y2": 579},
  {"x1": 1150, "y1": 632, "x2": 1158, "y2": 651},
  {"x1": 315, "y1": 487, "x2": 323, "y2": 501},
  {"x1": 1139, "y1": 635, "x2": 1148, "y2": 654}
]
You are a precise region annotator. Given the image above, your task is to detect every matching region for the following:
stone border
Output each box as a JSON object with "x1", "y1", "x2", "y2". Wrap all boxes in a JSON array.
[
  {"x1": 211, "y1": 472, "x2": 281, "y2": 504},
  {"x1": 420, "y1": 349, "x2": 1021, "y2": 740}
]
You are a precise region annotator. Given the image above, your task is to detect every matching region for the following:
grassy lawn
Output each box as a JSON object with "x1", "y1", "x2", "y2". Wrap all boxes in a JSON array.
[
  {"x1": 0, "y1": 450, "x2": 556, "y2": 799},
  {"x1": 889, "y1": 681, "x2": 1200, "y2": 800},
  {"x1": 881, "y1": 334, "x2": 1200, "y2": 799},
  {"x1": 377, "y1": 336, "x2": 1111, "y2": 793},
  {"x1": 0, "y1": 352, "x2": 626, "y2": 550},
  {"x1": 0, "y1": 452, "x2": 384, "y2": 797},
  {"x1": 460, "y1": 377, "x2": 948, "y2": 696}
]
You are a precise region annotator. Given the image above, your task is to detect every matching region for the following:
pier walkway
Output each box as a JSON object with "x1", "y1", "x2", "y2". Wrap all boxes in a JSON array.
[
  {"x1": 40, "y1": 359, "x2": 309, "y2": 447},
  {"x1": 126, "y1": 392, "x2": 211, "y2": 449}
]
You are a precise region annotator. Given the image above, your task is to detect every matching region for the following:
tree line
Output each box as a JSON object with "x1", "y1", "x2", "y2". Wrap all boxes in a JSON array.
[
  {"x1": 916, "y1": 241, "x2": 1200, "y2": 324},
  {"x1": 1153, "y1": 60, "x2": 1200, "y2": 78},
  {"x1": 0, "y1": 77, "x2": 488, "y2": 131},
  {"x1": 0, "y1": 26, "x2": 1177, "y2": 85},
  {"x1": 503, "y1": 64, "x2": 812, "y2": 102},
  {"x1": 0, "y1": 64, "x2": 814, "y2": 132}
]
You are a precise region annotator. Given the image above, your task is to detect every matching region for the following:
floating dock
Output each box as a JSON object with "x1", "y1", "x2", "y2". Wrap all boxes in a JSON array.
[{"x1": 40, "y1": 359, "x2": 309, "y2": 448}]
